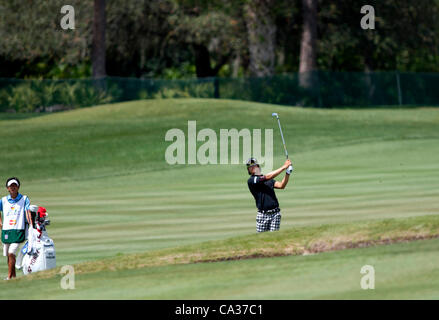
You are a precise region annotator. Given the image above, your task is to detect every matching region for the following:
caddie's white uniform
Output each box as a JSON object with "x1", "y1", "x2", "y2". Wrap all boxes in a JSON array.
[{"x1": 1, "y1": 194, "x2": 29, "y2": 256}]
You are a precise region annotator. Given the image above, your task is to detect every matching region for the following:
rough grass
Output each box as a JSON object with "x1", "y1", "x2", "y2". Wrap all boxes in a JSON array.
[{"x1": 16, "y1": 214, "x2": 439, "y2": 282}]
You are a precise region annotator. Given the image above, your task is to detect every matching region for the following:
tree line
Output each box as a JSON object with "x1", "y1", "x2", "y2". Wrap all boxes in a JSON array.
[{"x1": 0, "y1": 0, "x2": 438, "y2": 81}]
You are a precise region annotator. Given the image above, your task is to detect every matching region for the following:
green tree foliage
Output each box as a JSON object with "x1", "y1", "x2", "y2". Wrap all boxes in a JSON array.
[
  {"x1": 317, "y1": 0, "x2": 439, "y2": 72},
  {"x1": 0, "y1": 0, "x2": 438, "y2": 79},
  {"x1": 0, "y1": 0, "x2": 90, "y2": 63},
  {"x1": 166, "y1": 0, "x2": 247, "y2": 77}
]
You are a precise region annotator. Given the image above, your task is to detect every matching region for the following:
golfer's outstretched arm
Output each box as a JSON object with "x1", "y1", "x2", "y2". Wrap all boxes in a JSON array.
[
  {"x1": 274, "y1": 173, "x2": 290, "y2": 189},
  {"x1": 265, "y1": 159, "x2": 291, "y2": 180}
]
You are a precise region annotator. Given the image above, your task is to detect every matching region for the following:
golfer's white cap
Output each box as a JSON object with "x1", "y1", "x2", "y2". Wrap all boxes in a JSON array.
[{"x1": 7, "y1": 179, "x2": 19, "y2": 187}]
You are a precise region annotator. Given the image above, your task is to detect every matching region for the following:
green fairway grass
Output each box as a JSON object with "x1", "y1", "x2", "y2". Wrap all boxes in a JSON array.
[
  {"x1": 15, "y1": 214, "x2": 439, "y2": 280},
  {"x1": 0, "y1": 99, "x2": 438, "y2": 299},
  {"x1": 3, "y1": 237, "x2": 439, "y2": 299}
]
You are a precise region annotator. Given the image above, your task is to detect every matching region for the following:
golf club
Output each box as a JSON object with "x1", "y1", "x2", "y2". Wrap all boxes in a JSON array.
[{"x1": 272, "y1": 112, "x2": 289, "y2": 159}]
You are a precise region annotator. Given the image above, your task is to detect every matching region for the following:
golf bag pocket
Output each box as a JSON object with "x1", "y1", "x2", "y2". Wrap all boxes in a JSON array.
[{"x1": 22, "y1": 234, "x2": 56, "y2": 275}]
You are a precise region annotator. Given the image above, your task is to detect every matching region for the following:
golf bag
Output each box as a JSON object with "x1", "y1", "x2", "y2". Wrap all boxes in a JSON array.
[{"x1": 15, "y1": 206, "x2": 56, "y2": 274}]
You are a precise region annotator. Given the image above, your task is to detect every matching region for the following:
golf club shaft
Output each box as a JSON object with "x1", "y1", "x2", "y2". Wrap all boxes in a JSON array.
[{"x1": 276, "y1": 117, "x2": 289, "y2": 159}]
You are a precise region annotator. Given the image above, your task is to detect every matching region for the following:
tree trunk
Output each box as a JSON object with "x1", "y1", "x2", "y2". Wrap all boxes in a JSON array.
[
  {"x1": 299, "y1": 0, "x2": 317, "y2": 88},
  {"x1": 364, "y1": 57, "x2": 376, "y2": 105},
  {"x1": 194, "y1": 44, "x2": 214, "y2": 78},
  {"x1": 193, "y1": 44, "x2": 232, "y2": 78},
  {"x1": 92, "y1": 0, "x2": 106, "y2": 79},
  {"x1": 232, "y1": 54, "x2": 241, "y2": 78},
  {"x1": 244, "y1": 0, "x2": 276, "y2": 77}
]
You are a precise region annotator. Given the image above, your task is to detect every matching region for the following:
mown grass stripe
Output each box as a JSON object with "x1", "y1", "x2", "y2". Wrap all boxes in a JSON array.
[{"x1": 15, "y1": 214, "x2": 439, "y2": 282}]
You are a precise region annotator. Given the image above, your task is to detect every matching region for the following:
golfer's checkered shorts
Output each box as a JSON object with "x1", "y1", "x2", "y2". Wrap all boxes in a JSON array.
[{"x1": 256, "y1": 210, "x2": 281, "y2": 232}]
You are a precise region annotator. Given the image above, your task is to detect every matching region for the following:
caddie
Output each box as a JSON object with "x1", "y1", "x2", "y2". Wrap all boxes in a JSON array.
[
  {"x1": 246, "y1": 158, "x2": 293, "y2": 232},
  {"x1": 0, "y1": 177, "x2": 31, "y2": 280}
]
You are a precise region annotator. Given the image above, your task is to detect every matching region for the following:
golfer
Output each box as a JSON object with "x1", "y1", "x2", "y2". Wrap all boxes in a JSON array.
[
  {"x1": 0, "y1": 177, "x2": 31, "y2": 280},
  {"x1": 247, "y1": 158, "x2": 293, "y2": 232}
]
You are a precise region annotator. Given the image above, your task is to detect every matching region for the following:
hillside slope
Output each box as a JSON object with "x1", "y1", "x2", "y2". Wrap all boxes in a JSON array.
[{"x1": 0, "y1": 99, "x2": 438, "y2": 298}]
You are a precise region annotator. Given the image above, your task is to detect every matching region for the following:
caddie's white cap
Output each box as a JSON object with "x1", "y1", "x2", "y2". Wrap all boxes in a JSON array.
[{"x1": 7, "y1": 179, "x2": 19, "y2": 187}]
